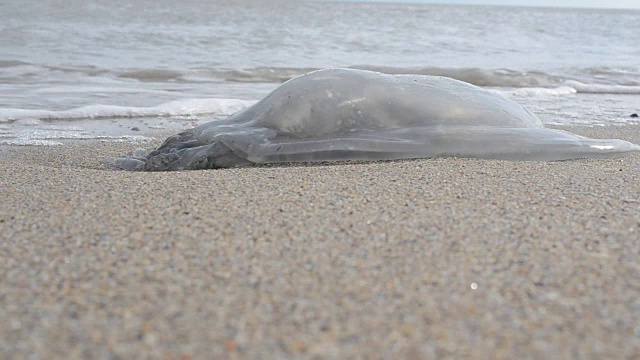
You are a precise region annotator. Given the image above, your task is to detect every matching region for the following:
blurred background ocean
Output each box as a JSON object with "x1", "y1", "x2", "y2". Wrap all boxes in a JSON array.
[{"x1": 1, "y1": 0, "x2": 638, "y2": 145}]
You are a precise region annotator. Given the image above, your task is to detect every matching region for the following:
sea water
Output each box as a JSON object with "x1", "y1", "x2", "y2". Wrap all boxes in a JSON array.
[{"x1": 1, "y1": 0, "x2": 639, "y2": 145}]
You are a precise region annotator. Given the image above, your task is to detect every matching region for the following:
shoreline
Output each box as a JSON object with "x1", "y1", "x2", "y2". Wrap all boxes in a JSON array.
[
  {"x1": 3, "y1": 122, "x2": 640, "y2": 169},
  {"x1": 2, "y1": 124, "x2": 640, "y2": 357}
]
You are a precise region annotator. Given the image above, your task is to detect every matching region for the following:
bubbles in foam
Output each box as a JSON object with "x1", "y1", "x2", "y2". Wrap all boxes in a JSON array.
[
  {"x1": 0, "y1": 128, "x2": 151, "y2": 146},
  {"x1": 0, "y1": 98, "x2": 256, "y2": 122},
  {"x1": 563, "y1": 81, "x2": 640, "y2": 95}
]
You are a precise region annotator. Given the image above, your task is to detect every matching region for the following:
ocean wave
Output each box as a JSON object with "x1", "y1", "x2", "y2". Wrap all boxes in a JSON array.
[
  {"x1": 490, "y1": 86, "x2": 578, "y2": 97},
  {"x1": 207, "y1": 66, "x2": 564, "y2": 87},
  {"x1": 0, "y1": 98, "x2": 256, "y2": 122},
  {"x1": 0, "y1": 59, "x2": 31, "y2": 68},
  {"x1": 4, "y1": 59, "x2": 639, "y2": 92},
  {"x1": 214, "y1": 66, "x2": 640, "y2": 93},
  {"x1": 213, "y1": 67, "x2": 320, "y2": 83},
  {"x1": 354, "y1": 66, "x2": 564, "y2": 88},
  {"x1": 118, "y1": 69, "x2": 184, "y2": 82},
  {"x1": 211, "y1": 67, "x2": 640, "y2": 94},
  {"x1": 563, "y1": 81, "x2": 640, "y2": 95}
]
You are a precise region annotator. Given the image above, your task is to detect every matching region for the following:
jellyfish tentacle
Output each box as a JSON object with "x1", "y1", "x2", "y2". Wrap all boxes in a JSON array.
[{"x1": 143, "y1": 141, "x2": 252, "y2": 171}]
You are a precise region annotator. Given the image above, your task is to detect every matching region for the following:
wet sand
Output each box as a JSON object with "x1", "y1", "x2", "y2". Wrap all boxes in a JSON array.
[{"x1": 1, "y1": 125, "x2": 640, "y2": 358}]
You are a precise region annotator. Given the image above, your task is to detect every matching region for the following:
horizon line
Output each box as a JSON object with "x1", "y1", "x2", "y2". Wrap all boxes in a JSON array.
[{"x1": 315, "y1": 0, "x2": 640, "y2": 10}]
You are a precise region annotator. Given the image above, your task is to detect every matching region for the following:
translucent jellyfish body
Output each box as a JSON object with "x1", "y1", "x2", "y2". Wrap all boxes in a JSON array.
[{"x1": 109, "y1": 69, "x2": 640, "y2": 171}]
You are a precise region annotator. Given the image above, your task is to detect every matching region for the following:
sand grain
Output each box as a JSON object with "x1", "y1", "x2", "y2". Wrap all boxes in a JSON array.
[{"x1": 1, "y1": 125, "x2": 640, "y2": 358}]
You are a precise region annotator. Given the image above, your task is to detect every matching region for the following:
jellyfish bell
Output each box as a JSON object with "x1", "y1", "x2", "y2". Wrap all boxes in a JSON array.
[{"x1": 107, "y1": 69, "x2": 640, "y2": 171}]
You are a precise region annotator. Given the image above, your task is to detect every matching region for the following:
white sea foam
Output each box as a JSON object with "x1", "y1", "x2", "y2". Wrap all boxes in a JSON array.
[
  {"x1": 563, "y1": 81, "x2": 640, "y2": 95},
  {"x1": 491, "y1": 83, "x2": 640, "y2": 99},
  {"x1": 0, "y1": 128, "x2": 152, "y2": 146},
  {"x1": 0, "y1": 98, "x2": 256, "y2": 123},
  {"x1": 492, "y1": 86, "x2": 578, "y2": 97}
]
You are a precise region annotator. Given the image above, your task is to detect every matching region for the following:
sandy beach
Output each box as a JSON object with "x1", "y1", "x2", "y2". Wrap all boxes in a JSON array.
[{"x1": 1, "y1": 124, "x2": 640, "y2": 358}]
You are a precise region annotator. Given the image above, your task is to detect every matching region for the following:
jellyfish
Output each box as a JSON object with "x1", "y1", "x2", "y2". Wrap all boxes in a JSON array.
[{"x1": 108, "y1": 69, "x2": 640, "y2": 171}]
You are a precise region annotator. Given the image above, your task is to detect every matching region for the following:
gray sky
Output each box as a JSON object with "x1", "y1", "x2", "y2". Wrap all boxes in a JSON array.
[{"x1": 356, "y1": 0, "x2": 640, "y2": 9}]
